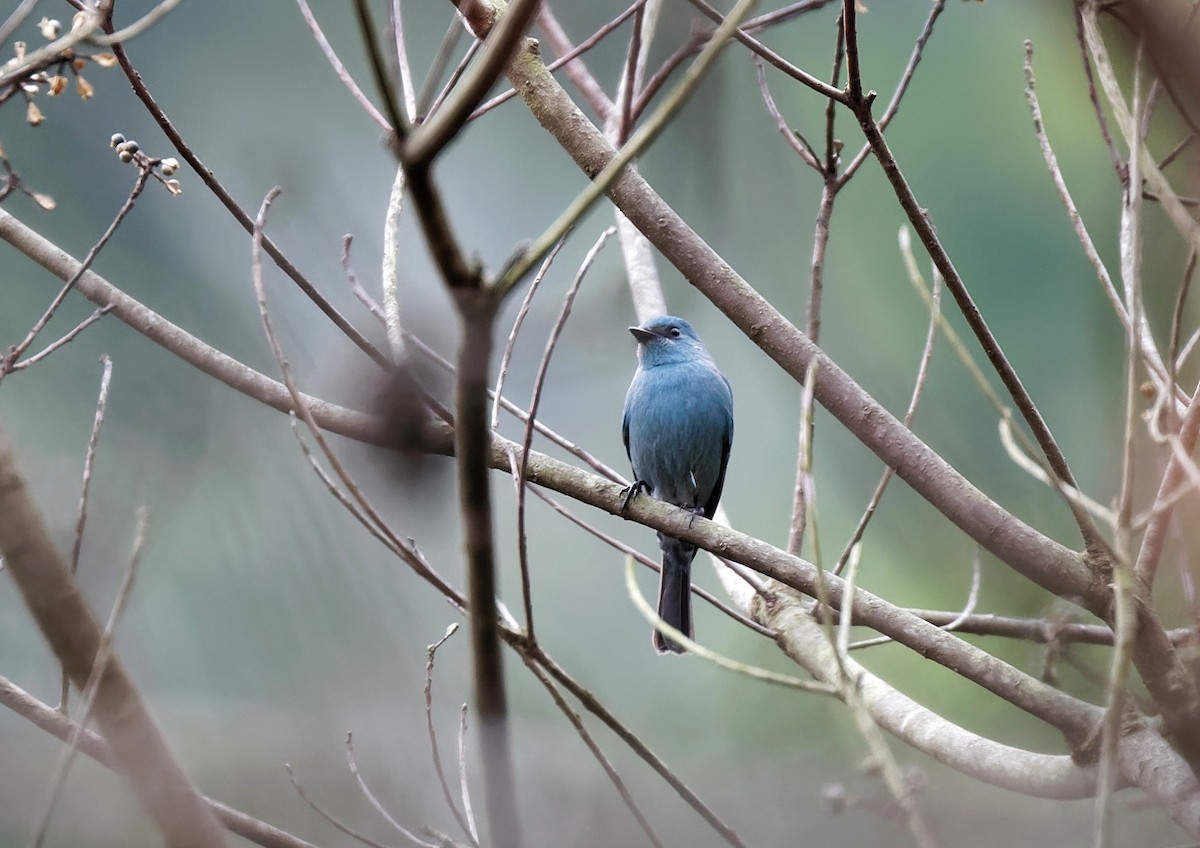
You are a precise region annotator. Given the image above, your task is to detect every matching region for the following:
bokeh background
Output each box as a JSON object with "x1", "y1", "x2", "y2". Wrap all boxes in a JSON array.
[{"x1": 0, "y1": 1, "x2": 1193, "y2": 845}]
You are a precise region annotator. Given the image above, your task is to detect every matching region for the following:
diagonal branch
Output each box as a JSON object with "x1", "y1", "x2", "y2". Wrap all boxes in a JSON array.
[
  {"x1": 492, "y1": 36, "x2": 1104, "y2": 606},
  {"x1": 838, "y1": 0, "x2": 1108, "y2": 562},
  {"x1": 0, "y1": 675, "x2": 320, "y2": 848},
  {"x1": 0, "y1": 430, "x2": 230, "y2": 848}
]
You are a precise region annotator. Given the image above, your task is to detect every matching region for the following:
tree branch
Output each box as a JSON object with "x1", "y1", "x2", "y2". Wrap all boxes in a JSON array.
[{"x1": 0, "y1": 429, "x2": 230, "y2": 848}]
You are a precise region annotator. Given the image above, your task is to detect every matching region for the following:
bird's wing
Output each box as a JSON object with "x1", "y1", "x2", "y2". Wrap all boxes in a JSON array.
[
  {"x1": 621, "y1": 387, "x2": 634, "y2": 469},
  {"x1": 702, "y1": 374, "x2": 734, "y2": 520}
]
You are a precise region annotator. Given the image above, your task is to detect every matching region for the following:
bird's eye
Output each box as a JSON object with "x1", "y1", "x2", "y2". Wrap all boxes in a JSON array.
[{"x1": 669, "y1": 327, "x2": 681, "y2": 338}]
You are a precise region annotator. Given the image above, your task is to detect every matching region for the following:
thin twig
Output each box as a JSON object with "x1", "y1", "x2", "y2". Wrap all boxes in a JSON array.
[
  {"x1": 1073, "y1": 0, "x2": 1125, "y2": 180},
  {"x1": 426, "y1": 38, "x2": 482, "y2": 122},
  {"x1": 792, "y1": 359, "x2": 822, "y2": 563},
  {"x1": 286, "y1": 765, "x2": 393, "y2": 848},
  {"x1": 491, "y1": 234, "x2": 569, "y2": 431},
  {"x1": 346, "y1": 732, "x2": 440, "y2": 848},
  {"x1": 613, "y1": 2, "x2": 649, "y2": 145},
  {"x1": 93, "y1": 0, "x2": 180, "y2": 45},
  {"x1": 754, "y1": 55, "x2": 821, "y2": 170},
  {"x1": 682, "y1": 0, "x2": 846, "y2": 102},
  {"x1": 528, "y1": 484, "x2": 773, "y2": 636},
  {"x1": 498, "y1": 0, "x2": 760, "y2": 295},
  {"x1": 382, "y1": 164, "x2": 408, "y2": 361},
  {"x1": 109, "y1": 38, "x2": 390, "y2": 368},
  {"x1": 288, "y1": 416, "x2": 419, "y2": 559},
  {"x1": 534, "y1": 4, "x2": 617, "y2": 119},
  {"x1": 457, "y1": 704, "x2": 480, "y2": 847},
  {"x1": 849, "y1": 547, "x2": 981, "y2": 652},
  {"x1": 10, "y1": 305, "x2": 113, "y2": 372},
  {"x1": 417, "y1": 13, "x2": 469, "y2": 117},
  {"x1": 424, "y1": 624, "x2": 477, "y2": 846},
  {"x1": 625, "y1": 557, "x2": 836, "y2": 693},
  {"x1": 837, "y1": 0, "x2": 947, "y2": 186},
  {"x1": 520, "y1": 657, "x2": 668, "y2": 848},
  {"x1": 633, "y1": 32, "x2": 704, "y2": 120},
  {"x1": 833, "y1": 230, "x2": 942, "y2": 576},
  {"x1": 295, "y1": 0, "x2": 390, "y2": 130},
  {"x1": 29, "y1": 508, "x2": 149, "y2": 848},
  {"x1": 1, "y1": 169, "x2": 148, "y2": 385},
  {"x1": 0, "y1": 0, "x2": 39, "y2": 46},
  {"x1": 58, "y1": 354, "x2": 114, "y2": 712},
  {"x1": 390, "y1": 0, "x2": 418, "y2": 121},
  {"x1": 343, "y1": 236, "x2": 388, "y2": 324},
  {"x1": 514, "y1": 228, "x2": 615, "y2": 637},
  {"x1": 1024, "y1": 40, "x2": 1175, "y2": 402},
  {"x1": 1095, "y1": 47, "x2": 1145, "y2": 842}
]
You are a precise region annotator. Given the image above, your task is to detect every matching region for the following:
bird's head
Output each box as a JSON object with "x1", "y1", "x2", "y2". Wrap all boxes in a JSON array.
[{"x1": 629, "y1": 315, "x2": 711, "y2": 366}]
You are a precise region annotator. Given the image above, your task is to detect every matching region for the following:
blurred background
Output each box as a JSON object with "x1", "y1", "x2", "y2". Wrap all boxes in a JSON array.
[{"x1": 0, "y1": 1, "x2": 1193, "y2": 845}]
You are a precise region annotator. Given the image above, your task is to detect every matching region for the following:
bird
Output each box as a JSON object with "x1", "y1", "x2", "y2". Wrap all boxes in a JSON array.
[{"x1": 622, "y1": 315, "x2": 733, "y2": 654}]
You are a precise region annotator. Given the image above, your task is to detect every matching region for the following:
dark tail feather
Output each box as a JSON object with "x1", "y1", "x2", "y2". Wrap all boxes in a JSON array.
[{"x1": 653, "y1": 534, "x2": 695, "y2": 654}]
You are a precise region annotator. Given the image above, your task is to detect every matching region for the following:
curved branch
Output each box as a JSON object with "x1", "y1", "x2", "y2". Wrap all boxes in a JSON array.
[{"x1": 761, "y1": 595, "x2": 1101, "y2": 800}]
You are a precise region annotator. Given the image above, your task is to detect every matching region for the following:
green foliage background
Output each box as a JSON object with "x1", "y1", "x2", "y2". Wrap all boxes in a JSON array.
[{"x1": 0, "y1": 1, "x2": 1191, "y2": 845}]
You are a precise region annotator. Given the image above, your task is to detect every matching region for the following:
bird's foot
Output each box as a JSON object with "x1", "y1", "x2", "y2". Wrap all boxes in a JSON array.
[
  {"x1": 620, "y1": 480, "x2": 649, "y2": 513},
  {"x1": 685, "y1": 504, "x2": 705, "y2": 528}
]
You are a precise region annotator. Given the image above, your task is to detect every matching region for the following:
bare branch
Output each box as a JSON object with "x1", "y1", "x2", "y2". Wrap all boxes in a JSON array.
[
  {"x1": 520, "y1": 655, "x2": 667, "y2": 848},
  {"x1": 30, "y1": 508, "x2": 149, "y2": 848},
  {"x1": 59, "y1": 354, "x2": 114, "y2": 711},
  {"x1": 286, "y1": 765, "x2": 393, "y2": 848},
  {"x1": 0, "y1": 429, "x2": 229, "y2": 847},
  {"x1": 346, "y1": 732, "x2": 441, "y2": 848},
  {"x1": 491, "y1": 234, "x2": 568, "y2": 431},
  {"x1": 296, "y1": 0, "x2": 391, "y2": 131},
  {"x1": 403, "y1": 0, "x2": 540, "y2": 168},
  {"x1": 93, "y1": 0, "x2": 180, "y2": 45},
  {"x1": 423, "y1": 624, "x2": 477, "y2": 846},
  {"x1": 108, "y1": 37, "x2": 390, "y2": 368},
  {"x1": 0, "y1": 675, "x2": 321, "y2": 848},
  {"x1": 9, "y1": 305, "x2": 113, "y2": 372},
  {"x1": 1, "y1": 168, "x2": 148, "y2": 385}
]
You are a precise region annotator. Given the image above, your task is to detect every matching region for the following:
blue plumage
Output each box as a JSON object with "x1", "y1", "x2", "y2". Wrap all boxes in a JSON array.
[{"x1": 622, "y1": 316, "x2": 733, "y2": 654}]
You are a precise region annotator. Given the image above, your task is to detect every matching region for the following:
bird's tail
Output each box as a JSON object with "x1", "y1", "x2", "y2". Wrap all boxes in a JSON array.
[{"x1": 653, "y1": 533, "x2": 696, "y2": 654}]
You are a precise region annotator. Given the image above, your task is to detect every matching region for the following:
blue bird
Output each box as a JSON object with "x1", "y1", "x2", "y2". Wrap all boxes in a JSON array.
[{"x1": 622, "y1": 316, "x2": 734, "y2": 654}]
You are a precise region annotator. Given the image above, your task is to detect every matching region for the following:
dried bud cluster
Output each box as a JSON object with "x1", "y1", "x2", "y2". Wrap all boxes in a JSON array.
[
  {"x1": 6, "y1": 17, "x2": 119, "y2": 126},
  {"x1": 108, "y1": 132, "x2": 184, "y2": 195}
]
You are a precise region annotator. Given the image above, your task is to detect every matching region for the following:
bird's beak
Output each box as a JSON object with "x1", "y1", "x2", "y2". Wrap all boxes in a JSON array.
[{"x1": 629, "y1": 326, "x2": 657, "y2": 343}]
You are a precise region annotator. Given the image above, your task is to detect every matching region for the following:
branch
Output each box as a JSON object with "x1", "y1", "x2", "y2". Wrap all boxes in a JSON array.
[
  {"x1": 107, "y1": 37, "x2": 390, "y2": 369},
  {"x1": 492, "y1": 38, "x2": 1104, "y2": 606},
  {"x1": 403, "y1": 0, "x2": 541, "y2": 167},
  {"x1": 839, "y1": 0, "x2": 1108, "y2": 561},
  {"x1": 0, "y1": 675, "x2": 320, "y2": 848},
  {"x1": 0, "y1": 429, "x2": 229, "y2": 847}
]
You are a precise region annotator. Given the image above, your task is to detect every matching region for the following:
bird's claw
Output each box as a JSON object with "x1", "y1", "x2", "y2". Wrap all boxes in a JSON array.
[
  {"x1": 620, "y1": 480, "x2": 649, "y2": 513},
  {"x1": 686, "y1": 505, "x2": 705, "y2": 528}
]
